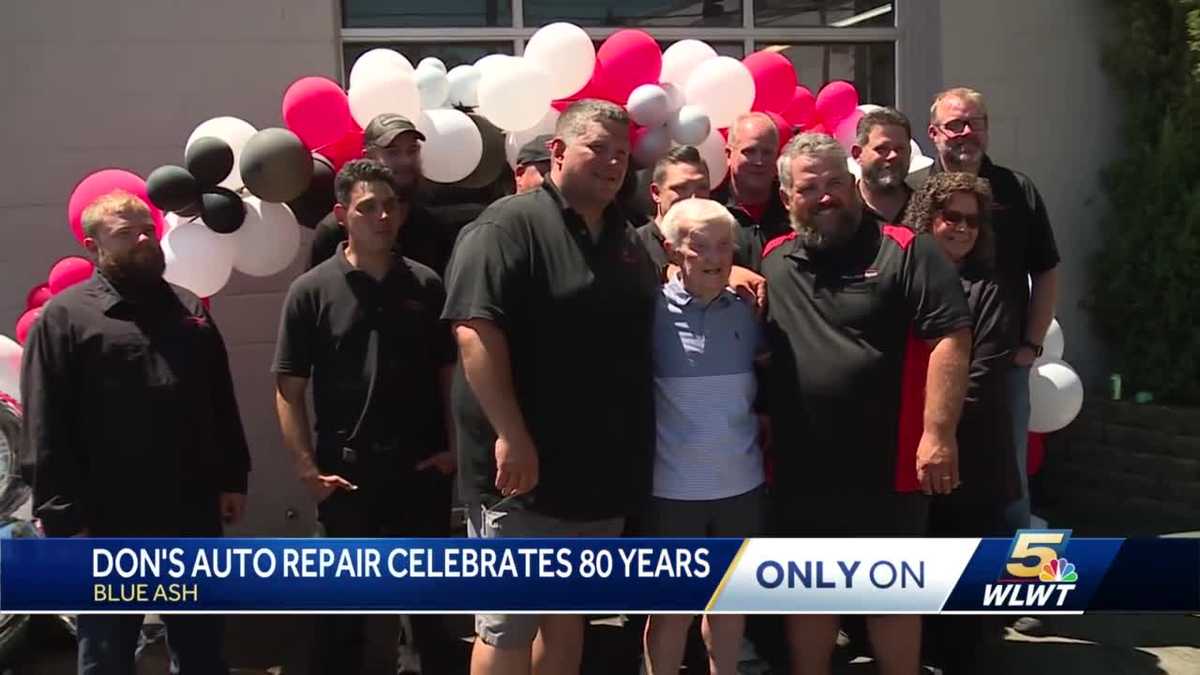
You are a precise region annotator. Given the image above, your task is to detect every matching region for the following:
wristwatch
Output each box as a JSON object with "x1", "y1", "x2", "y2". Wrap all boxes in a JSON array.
[{"x1": 1021, "y1": 341, "x2": 1044, "y2": 358}]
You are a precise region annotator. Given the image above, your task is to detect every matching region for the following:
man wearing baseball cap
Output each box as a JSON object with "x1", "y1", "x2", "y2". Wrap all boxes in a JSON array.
[
  {"x1": 308, "y1": 113, "x2": 454, "y2": 276},
  {"x1": 514, "y1": 134, "x2": 552, "y2": 194}
]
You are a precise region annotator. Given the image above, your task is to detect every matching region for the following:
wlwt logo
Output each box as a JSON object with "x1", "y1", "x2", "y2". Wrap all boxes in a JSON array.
[{"x1": 982, "y1": 530, "x2": 1078, "y2": 609}]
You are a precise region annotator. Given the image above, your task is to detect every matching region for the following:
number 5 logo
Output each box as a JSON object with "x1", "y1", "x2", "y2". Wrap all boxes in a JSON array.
[{"x1": 1003, "y1": 529, "x2": 1072, "y2": 579}]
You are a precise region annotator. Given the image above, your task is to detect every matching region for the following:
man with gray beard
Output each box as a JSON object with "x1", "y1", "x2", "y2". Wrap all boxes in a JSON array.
[
  {"x1": 852, "y1": 108, "x2": 914, "y2": 223},
  {"x1": 761, "y1": 133, "x2": 972, "y2": 675}
]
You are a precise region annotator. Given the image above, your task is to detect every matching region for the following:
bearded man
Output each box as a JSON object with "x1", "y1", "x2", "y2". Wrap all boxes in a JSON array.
[{"x1": 760, "y1": 133, "x2": 972, "y2": 675}]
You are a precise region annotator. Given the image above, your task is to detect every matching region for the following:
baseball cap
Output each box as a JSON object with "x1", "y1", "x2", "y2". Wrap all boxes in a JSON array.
[
  {"x1": 363, "y1": 113, "x2": 426, "y2": 148},
  {"x1": 516, "y1": 134, "x2": 553, "y2": 166}
]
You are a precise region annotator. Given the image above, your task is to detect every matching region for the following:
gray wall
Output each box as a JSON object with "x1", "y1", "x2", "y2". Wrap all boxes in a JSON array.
[
  {"x1": 0, "y1": 0, "x2": 341, "y2": 535},
  {"x1": 939, "y1": 0, "x2": 1119, "y2": 385}
]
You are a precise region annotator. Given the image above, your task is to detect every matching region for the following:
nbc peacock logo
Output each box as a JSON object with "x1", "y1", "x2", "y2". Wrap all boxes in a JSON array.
[{"x1": 1038, "y1": 557, "x2": 1078, "y2": 583}]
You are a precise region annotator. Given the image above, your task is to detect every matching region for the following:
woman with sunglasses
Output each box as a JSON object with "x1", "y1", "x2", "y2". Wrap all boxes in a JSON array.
[{"x1": 904, "y1": 172, "x2": 1021, "y2": 673}]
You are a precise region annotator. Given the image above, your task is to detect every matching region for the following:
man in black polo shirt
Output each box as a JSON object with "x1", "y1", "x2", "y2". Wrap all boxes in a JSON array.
[
  {"x1": 763, "y1": 133, "x2": 972, "y2": 675},
  {"x1": 853, "y1": 107, "x2": 914, "y2": 223},
  {"x1": 443, "y1": 99, "x2": 658, "y2": 675},
  {"x1": 273, "y1": 160, "x2": 458, "y2": 674},
  {"x1": 514, "y1": 134, "x2": 552, "y2": 194},
  {"x1": 715, "y1": 112, "x2": 790, "y2": 271},
  {"x1": 636, "y1": 145, "x2": 711, "y2": 270},
  {"x1": 927, "y1": 87, "x2": 1060, "y2": 531},
  {"x1": 308, "y1": 113, "x2": 454, "y2": 275},
  {"x1": 21, "y1": 190, "x2": 250, "y2": 672}
]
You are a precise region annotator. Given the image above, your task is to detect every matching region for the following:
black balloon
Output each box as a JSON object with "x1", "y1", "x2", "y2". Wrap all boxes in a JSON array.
[
  {"x1": 146, "y1": 165, "x2": 200, "y2": 212},
  {"x1": 200, "y1": 187, "x2": 246, "y2": 234},
  {"x1": 186, "y1": 137, "x2": 235, "y2": 188},
  {"x1": 287, "y1": 156, "x2": 336, "y2": 229},
  {"x1": 239, "y1": 128, "x2": 312, "y2": 203},
  {"x1": 456, "y1": 113, "x2": 508, "y2": 190}
]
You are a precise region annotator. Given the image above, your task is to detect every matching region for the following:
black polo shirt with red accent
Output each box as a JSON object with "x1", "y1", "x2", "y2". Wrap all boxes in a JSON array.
[
  {"x1": 442, "y1": 180, "x2": 660, "y2": 520},
  {"x1": 762, "y1": 213, "x2": 972, "y2": 496}
]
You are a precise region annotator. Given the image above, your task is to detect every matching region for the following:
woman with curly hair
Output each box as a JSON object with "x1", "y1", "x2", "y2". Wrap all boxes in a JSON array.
[{"x1": 905, "y1": 172, "x2": 1020, "y2": 674}]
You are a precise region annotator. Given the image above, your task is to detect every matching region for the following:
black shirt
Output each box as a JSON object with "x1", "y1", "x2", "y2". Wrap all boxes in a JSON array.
[
  {"x1": 442, "y1": 180, "x2": 660, "y2": 520},
  {"x1": 21, "y1": 274, "x2": 251, "y2": 536},
  {"x1": 958, "y1": 273, "x2": 1021, "y2": 503},
  {"x1": 713, "y1": 183, "x2": 792, "y2": 272},
  {"x1": 273, "y1": 244, "x2": 454, "y2": 466},
  {"x1": 937, "y1": 156, "x2": 1060, "y2": 339},
  {"x1": 308, "y1": 203, "x2": 455, "y2": 276},
  {"x1": 762, "y1": 214, "x2": 973, "y2": 495}
]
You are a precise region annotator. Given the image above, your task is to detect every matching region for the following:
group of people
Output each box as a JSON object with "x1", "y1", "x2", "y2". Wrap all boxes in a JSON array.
[{"x1": 19, "y1": 82, "x2": 1059, "y2": 675}]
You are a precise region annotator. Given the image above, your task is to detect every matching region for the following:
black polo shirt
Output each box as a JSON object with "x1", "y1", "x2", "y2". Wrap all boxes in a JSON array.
[
  {"x1": 21, "y1": 273, "x2": 251, "y2": 537},
  {"x1": 308, "y1": 203, "x2": 455, "y2": 276},
  {"x1": 442, "y1": 180, "x2": 659, "y2": 520},
  {"x1": 862, "y1": 184, "x2": 913, "y2": 224},
  {"x1": 713, "y1": 183, "x2": 791, "y2": 272},
  {"x1": 937, "y1": 156, "x2": 1060, "y2": 338},
  {"x1": 762, "y1": 214, "x2": 972, "y2": 496},
  {"x1": 273, "y1": 244, "x2": 454, "y2": 465}
]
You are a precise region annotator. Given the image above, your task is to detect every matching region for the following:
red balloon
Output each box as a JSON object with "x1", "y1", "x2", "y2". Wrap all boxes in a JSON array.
[
  {"x1": 815, "y1": 80, "x2": 859, "y2": 130},
  {"x1": 319, "y1": 127, "x2": 365, "y2": 172},
  {"x1": 596, "y1": 30, "x2": 662, "y2": 104},
  {"x1": 782, "y1": 86, "x2": 818, "y2": 128},
  {"x1": 25, "y1": 283, "x2": 52, "y2": 311},
  {"x1": 48, "y1": 257, "x2": 95, "y2": 295},
  {"x1": 283, "y1": 77, "x2": 356, "y2": 153},
  {"x1": 766, "y1": 112, "x2": 793, "y2": 154},
  {"x1": 744, "y1": 51, "x2": 798, "y2": 113},
  {"x1": 67, "y1": 169, "x2": 166, "y2": 246},
  {"x1": 15, "y1": 308, "x2": 41, "y2": 345}
]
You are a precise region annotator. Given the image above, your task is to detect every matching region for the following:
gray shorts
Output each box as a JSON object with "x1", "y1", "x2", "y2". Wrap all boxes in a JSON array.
[
  {"x1": 467, "y1": 502, "x2": 624, "y2": 649},
  {"x1": 640, "y1": 484, "x2": 768, "y2": 537}
]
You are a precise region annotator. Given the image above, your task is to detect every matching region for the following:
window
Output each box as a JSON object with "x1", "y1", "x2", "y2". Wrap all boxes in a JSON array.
[{"x1": 340, "y1": 0, "x2": 901, "y2": 106}]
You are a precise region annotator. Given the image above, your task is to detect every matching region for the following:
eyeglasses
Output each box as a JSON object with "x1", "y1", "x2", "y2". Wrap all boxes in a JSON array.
[
  {"x1": 936, "y1": 116, "x2": 988, "y2": 134},
  {"x1": 939, "y1": 209, "x2": 981, "y2": 229}
]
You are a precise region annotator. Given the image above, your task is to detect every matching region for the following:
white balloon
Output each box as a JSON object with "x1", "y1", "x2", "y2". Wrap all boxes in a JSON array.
[
  {"x1": 417, "y1": 109, "x2": 484, "y2": 183},
  {"x1": 669, "y1": 105, "x2": 711, "y2": 146},
  {"x1": 661, "y1": 40, "x2": 719, "y2": 88},
  {"x1": 627, "y1": 84, "x2": 671, "y2": 128},
  {"x1": 685, "y1": 56, "x2": 756, "y2": 129},
  {"x1": 634, "y1": 125, "x2": 671, "y2": 166},
  {"x1": 185, "y1": 116, "x2": 258, "y2": 191},
  {"x1": 474, "y1": 54, "x2": 512, "y2": 77},
  {"x1": 162, "y1": 215, "x2": 236, "y2": 297},
  {"x1": 477, "y1": 57, "x2": 553, "y2": 131},
  {"x1": 233, "y1": 198, "x2": 300, "y2": 277},
  {"x1": 661, "y1": 82, "x2": 686, "y2": 113},
  {"x1": 349, "y1": 69, "x2": 422, "y2": 129},
  {"x1": 416, "y1": 67, "x2": 450, "y2": 109},
  {"x1": 446, "y1": 65, "x2": 482, "y2": 108},
  {"x1": 1029, "y1": 359, "x2": 1084, "y2": 433},
  {"x1": 0, "y1": 335, "x2": 22, "y2": 401},
  {"x1": 857, "y1": 104, "x2": 886, "y2": 115},
  {"x1": 523, "y1": 22, "x2": 596, "y2": 99},
  {"x1": 505, "y1": 108, "x2": 560, "y2": 168},
  {"x1": 418, "y1": 57, "x2": 447, "y2": 74},
  {"x1": 349, "y1": 49, "x2": 414, "y2": 90},
  {"x1": 1042, "y1": 319, "x2": 1065, "y2": 361},
  {"x1": 696, "y1": 129, "x2": 729, "y2": 189}
]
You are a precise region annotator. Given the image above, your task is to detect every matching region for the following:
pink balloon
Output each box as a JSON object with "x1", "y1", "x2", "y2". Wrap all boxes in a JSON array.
[
  {"x1": 766, "y1": 111, "x2": 793, "y2": 154},
  {"x1": 815, "y1": 81, "x2": 859, "y2": 129},
  {"x1": 833, "y1": 109, "x2": 865, "y2": 151},
  {"x1": 48, "y1": 256, "x2": 95, "y2": 295},
  {"x1": 26, "y1": 283, "x2": 52, "y2": 311},
  {"x1": 15, "y1": 308, "x2": 41, "y2": 345},
  {"x1": 596, "y1": 30, "x2": 662, "y2": 105},
  {"x1": 66, "y1": 169, "x2": 166, "y2": 246},
  {"x1": 744, "y1": 51, "x2": 797, "y2": 113},
  {"x1": 782, "y1": 86, "x2": 818, "y2": 128},
  {"x1": 283, "y1": 77, "x2": 356, "y2": 152}
]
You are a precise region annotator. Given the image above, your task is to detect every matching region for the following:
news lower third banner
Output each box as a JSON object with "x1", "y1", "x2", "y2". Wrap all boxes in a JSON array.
[{"x1": 1, "y1": 532, "x2": 1196, "y2": 613}]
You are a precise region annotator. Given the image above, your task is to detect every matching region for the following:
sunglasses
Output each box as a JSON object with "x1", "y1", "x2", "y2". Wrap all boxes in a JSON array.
[
  {"x1": 937, "y1": 116, "x2": 988, "y2": 134},
  {"x1": 939, "y1": 209, "x2": 981, "y2": 229}
]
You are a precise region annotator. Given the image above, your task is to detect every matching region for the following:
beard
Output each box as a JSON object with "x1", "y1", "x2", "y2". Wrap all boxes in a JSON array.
[
  {"x1": 862, "y1": 162, "x2": 908, "y2": 192},
  {"x1": 792, "y1": 203, "x2": 861, "y2": 252},
  {"x1": 941, "y1": 138, "x2": 982, "y2": 169},
  {"x1": 98, "y1": 245, "x2": 165, "y2": 290}
]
